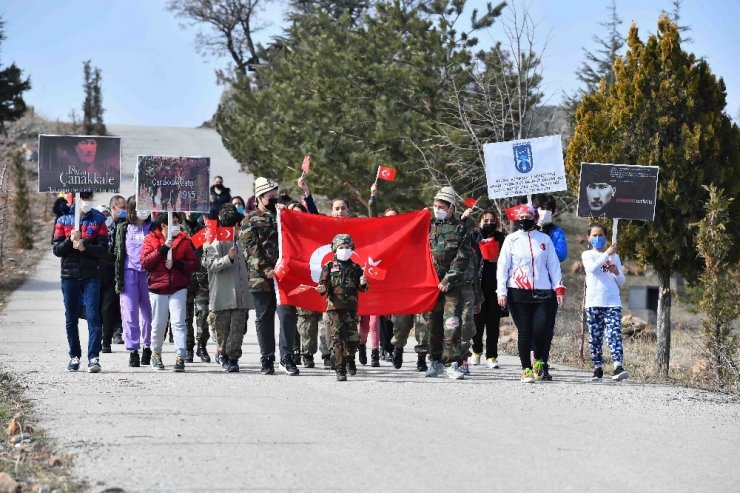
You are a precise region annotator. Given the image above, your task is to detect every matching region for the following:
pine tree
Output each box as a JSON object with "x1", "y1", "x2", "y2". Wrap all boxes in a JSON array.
[
  {"x1": 565, "y1": 16, "x2": 740, "y2": 377},
  {"x1": 11, "y1": 150, "x2": 33, "y2": 250},
  {"x1": 0, "y1": 17, "x2": 31, "y2": 135},
  {"x1": 563, "y1": 0, "x2": 624, "y2": 121},
  {"x1": 82, "y1": 60, "x2": 106, "y2": 135},
  {"x1": 92, "y1": 67, "x2": 106, "y2": 135}
]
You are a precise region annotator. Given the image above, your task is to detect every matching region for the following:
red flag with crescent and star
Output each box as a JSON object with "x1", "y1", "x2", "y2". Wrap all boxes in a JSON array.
[
  {"x1": 276, "y1": 209, "x2": 438, "y2": 315},
  {"x1": 377, "y1": 166, "x2": 397, "y2": 181}
]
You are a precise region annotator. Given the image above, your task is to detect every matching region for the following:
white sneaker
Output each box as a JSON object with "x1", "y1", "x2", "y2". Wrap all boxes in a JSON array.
[
  {"x1": 444, "y1": 363, "x2": 465, "y2": 380},
  {"x1": 471, "y1": 353, "x2": 481, "y2": 365},
  {"x1": 485, "y1": 357, "x2": 499, "y2": 369},
  {"x1": 425, "y1": 361, "x2": 445, "y2": 378},
  {"x1": 87, "y1": 357, "x2": 101, "y2": 373}
]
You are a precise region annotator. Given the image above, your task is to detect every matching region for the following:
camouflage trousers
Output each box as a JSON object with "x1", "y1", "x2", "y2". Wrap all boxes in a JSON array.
[
  {"x1": 326, "y1": 309, "x2": 359, "y2": 370},
  {"x1": 185, "y1": 289, "x2": 209, "y2": 351},
  {"x1": 460, "y1": 285, "x2": 477, "y2": 358},
  {"x1": 390, "y1": 314, "x2": 429, "y2": 353},
  {"x1": 212, "y1": 308, "x2": 247, "y2": 360},
  {"x1": 426, "y1": 290, "x2": 464, "y2": 364},
  {"x1": 296, "y1": 309, "x2": 325, "y2": 356}
]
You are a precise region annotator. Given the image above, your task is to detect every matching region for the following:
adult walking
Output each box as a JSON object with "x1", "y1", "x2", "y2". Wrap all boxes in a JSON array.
[
  {"x1": 52, "y1": 191, "x2": 108, "y2": 372},
  {"x1": 240, "y1": 177, "x2": 300, "y2": 376},
  {"x1": 497, "y1": 204, "x2": 565, "y2": 383}
]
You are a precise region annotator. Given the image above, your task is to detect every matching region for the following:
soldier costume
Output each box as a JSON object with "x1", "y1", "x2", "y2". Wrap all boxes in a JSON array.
[
  {"x1": 318, "y1": 234, "x2": 368, "y2": 381},
  {"x1": 239, "y1": 177, "x2": 300, "y2": 376},
  {"x1": 424, "y1": 186, "x2": 473, "y2": 380}
]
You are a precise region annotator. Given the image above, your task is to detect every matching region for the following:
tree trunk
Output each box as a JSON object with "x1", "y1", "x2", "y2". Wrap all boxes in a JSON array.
[{"x1": 654, "y1": 270, "x2": 672, "y2": 377}]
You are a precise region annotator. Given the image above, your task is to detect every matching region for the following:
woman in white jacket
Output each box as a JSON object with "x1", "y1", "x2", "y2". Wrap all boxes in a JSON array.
[
  {"x1": 582, "y1": 223, "x2": 629, "y2": 382},
  {"x1": 497, "y1": 204, "x2": 565, "y2": 383}
]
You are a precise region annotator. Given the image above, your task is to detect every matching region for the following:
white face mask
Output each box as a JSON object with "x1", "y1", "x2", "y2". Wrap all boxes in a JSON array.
[
  {"x1": 136, "y1": 211, "x2": 150, "y2": 220},
  {"x1": 335, "y1": 248, "x2": 352, "y2": 261},
  {"x1": 433, "y1": 208, "x2": 448, "y2": 221},
  {"x1": 169, "y1": 225, "x2": 181, "y2": 237},
  {"x1": 538, "y1": 209, "x2": 552, "y2": 225},
  {"x1": 80, "y1": 201, "x2": 93, "y2": 214}
]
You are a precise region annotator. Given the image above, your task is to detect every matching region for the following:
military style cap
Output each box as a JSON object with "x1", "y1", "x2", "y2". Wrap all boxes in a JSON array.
[
  {"x1": 254, "y1": 177, "x2": 279, "y2": 197},
  {"x1": 331, "y1": 233, "x2": 354, "y2": 252},
  {"x1": 434, "y1": 186, "x2": 457, "y2": 205}
]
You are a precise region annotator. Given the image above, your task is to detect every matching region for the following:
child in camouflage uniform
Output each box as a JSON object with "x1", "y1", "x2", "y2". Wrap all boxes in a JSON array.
[{"x1": 317, "y1": 234, "x2": 368, "y2": 381}]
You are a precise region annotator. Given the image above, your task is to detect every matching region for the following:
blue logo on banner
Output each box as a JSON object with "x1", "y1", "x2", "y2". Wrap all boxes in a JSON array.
[{"x1": 513, "y1": 143, "x2": 533, "y2": 173}]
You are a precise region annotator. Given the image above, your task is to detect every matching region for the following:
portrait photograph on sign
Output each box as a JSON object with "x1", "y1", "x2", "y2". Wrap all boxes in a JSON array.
[
  {"x1": 577, "y1": 163, "x2": 660, "y2": 221},
  {"x1": 37, "y1": 135, "x2": 121, "y2": 193},
  {"x1": 483, "y1": 134, "x2": 567, "y2": 199},
  {"x1": 136, "y1": 155, "x2": 210, "y2": 212}
]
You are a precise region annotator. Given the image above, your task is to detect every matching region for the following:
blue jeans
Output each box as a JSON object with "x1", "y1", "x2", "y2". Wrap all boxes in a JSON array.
[{"x1": 61, "y1": 277, "x2": 102, "y2": 361}]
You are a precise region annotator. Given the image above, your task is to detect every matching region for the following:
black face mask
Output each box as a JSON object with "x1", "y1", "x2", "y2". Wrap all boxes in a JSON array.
[
  {"x1": 513, "y1": 219, "x2": 536, "y2": 231},
  {"x1": 264, "y1": 197, "x2": 278, "y2": 212},
  {"x1": 480, "y1": 224, "x2": 496, "y2": 237}
]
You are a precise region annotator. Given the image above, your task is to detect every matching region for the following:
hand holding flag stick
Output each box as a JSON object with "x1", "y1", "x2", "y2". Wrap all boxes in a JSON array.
[
  {"x1": 300, "y1": 155, "x2": 310, "y2": 177},
  {"x1": 461, "y1": 196, "x2": 482, "y2": 220}
]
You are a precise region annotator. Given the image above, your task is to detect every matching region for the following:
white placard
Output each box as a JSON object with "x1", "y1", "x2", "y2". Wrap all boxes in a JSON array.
[{"x1": 483, "y1": 134, "x2": 567, "y2": 199}]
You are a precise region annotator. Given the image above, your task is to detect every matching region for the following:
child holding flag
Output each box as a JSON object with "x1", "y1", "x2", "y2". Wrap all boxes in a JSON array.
[{"x1": 317, "y1": 234, "x2": 369, "y2": 381}]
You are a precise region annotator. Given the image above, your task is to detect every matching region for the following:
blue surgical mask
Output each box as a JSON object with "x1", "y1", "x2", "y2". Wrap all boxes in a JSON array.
[
  {"x1": 236, "y1": 206, "x2": 245, "y2": 215},
  {"x1": 590, "y1": 237, "x2": 607, "y2": 250},
  {"x1": 117, "y1": 210, "x2": 127, "y2": 220}
]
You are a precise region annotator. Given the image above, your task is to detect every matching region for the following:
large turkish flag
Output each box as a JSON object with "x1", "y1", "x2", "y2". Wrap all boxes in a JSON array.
[{"x1": 276, "y1": 209, "x2": 439, "y2": 315}]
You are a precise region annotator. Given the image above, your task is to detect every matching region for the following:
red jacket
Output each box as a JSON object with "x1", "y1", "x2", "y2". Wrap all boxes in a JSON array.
[{"x1": 141, "y1": 230, "x2": 197, "y2": 294}]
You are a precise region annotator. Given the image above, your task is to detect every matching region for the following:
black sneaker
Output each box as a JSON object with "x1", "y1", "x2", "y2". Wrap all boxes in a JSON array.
[
  {"x1": 112, "y1": 331, "x2": 124, "y2": 345},
  {"x1": 196, "y1": 345, "x2": 211, "y2": 363},
  {"x1": 227, "y1": 359, "x2": 240, "y2": 373},
  {"x1": 370, "y1": 349, "x2": 380, "y2": 367},
  {"x1": 416, "y1": 353, "x2": 428, "y2": 372},
  {"x1": 281, "y1": 357, "x2": 300, "y2": 376},
  {"x1": 612, "y1": 366, "x2": 629, "y2": 381},
  {"x1": 336, "y1": 370, "x2": 347, "y2": 381},
  {"x1": 87, "y1": 358, "x2": 101, "y2": 373},
  {"x1": 129, "y1": 350, "x2": 140, "y2": 368},
  {"x1": 392, "y1": 347, "x2": 403, "y2": 369},
  {"x1": 222, "y1": 358, "x2": 231, "y2": 371},
  {"x1": 302, "y1": 354, "x2": 315, "y2": 368},
  {"x1": 358, "y1": 344, "x2": 367, "y2": 365},
  {"x1": 261, "y1": 359, "x2": 275, "y2": 375},
  {"x1": 173, "y1": 357, "x2": 185, "y2": 372},
  {"x1": 185, "y1": 350, "x2": 194, "y2": 363},
  {"x1": 347, "y1": 359, "x2": 357, "y2": 376},
  {"x1": 591, "y1": 367, "x2": 604, "y2": 382},
  {"x1": 101, "y1": 344, "x2": 112, "y2": 354},
  {"x1": 542, "y1": 363, "x2": 552, "y2": 381},
  {"x1": 141, "y1": 347, "x2": 152, "y2": 366},
  {"x1": 67, "y1": 357, "x2": 80, "y2": 372},
  {"x1": 322, "y1": 356, "x2": 332, "y2": 370}
]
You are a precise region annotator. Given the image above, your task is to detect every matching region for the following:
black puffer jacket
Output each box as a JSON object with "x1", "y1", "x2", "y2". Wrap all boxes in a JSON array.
[{"x1": 52, "y1": 208, "x2": 108, "y2": 280}]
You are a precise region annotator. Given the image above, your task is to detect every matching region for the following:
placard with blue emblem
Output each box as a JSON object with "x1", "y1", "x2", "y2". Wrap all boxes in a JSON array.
[{"x1": 483, "y1": 134, "x2": 567, "y2": 199}]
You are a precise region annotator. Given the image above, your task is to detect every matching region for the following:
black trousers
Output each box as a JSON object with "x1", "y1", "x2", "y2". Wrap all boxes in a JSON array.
[
  {"x1": 508, "y1": 291, "x2": 553, "y2": 370},
  {"x1": 379, "y1": 316, "x2": 394, "y2": 353},
  {"x1": 99, "y1": 282, "x2": 121, "y2": 346},
  {"x1": 472, "y1": 287, "x2": 501, "y2": 358},
  {"x1": 252, "y1": 292, "x2": 296, "y2": 362}
]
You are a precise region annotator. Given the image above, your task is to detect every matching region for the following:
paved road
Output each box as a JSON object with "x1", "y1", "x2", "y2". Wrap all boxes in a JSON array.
[{"x1": 1, "y1": 250, "x2": 739, "y2": 492}]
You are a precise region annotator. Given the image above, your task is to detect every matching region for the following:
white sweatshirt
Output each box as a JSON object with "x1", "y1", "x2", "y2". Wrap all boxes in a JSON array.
[
  {"x1": 496, "y1": 229, "x2": 564, "y2": 297},
  {"x1": 581, "y1": 250, "x2": 625, "y2": 308}
]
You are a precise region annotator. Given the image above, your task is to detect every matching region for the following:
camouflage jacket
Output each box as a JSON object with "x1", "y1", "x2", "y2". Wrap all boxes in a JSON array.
[
  {"x1": 430, "y1": 214, "x2": 473, "y2": 291},
  {"x1": 239, "y1": 209, "x2": 279, "y2": 293},
  {"x1": 319, "y1": 259, "x2": 368, "y2": 311}
]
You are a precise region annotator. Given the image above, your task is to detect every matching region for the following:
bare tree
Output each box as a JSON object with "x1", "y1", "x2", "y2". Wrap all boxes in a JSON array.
[
  {"x1": 415, "y1": 1, "x2": 549, "y2": 214},
  {"x1": 167, "y1": 0, "x2": 268, "y2": 84}
]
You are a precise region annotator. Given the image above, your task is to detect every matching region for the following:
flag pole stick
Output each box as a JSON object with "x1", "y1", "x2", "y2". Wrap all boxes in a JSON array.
[
  {"x1": 167, "y1": 212, "x2": 173, "y2": 261},
  {"x1": 611, "y1": 218, "x2": 619, "y2": 262},
  {"x1": 74, "y1": 192, "x2": 81, "y2": 231},
  {"x1": 374, "y1": 167, "x2": 379, "y2": 185}
]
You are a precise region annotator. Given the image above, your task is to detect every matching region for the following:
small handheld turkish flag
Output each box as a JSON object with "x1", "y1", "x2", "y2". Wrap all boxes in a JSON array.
[
  {"x1": 274, "y1": 260, "x2": 289, "y2": 281},
  {"x1": 301, "y1": 155, "x2": 310, "y2": 174},
  {"x1": 191, "y1": 228, "x2": 207, "y2": 249},
  {"x1": 463, "y1": 198, "x2": 478, "y2": 209},
  {"x1": 216, "y1": 227, "x2": 235, "y2": 241},
  {"x1": 377, "y1": 166, "x2": 396, "y2": 181},
  {"x1": 205, "y1": 219, "x2": 218, "y2": 243},
  {"x1": 364, "y1": 264, "x2": 387, "y2": 281},
  {"x1": 288, "y1": 284, "x2": 314, "y2": 296}
]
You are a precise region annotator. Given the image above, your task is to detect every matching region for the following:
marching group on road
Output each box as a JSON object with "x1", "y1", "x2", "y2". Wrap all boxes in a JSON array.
[{"x1": 52, "y1": 173, "x2": 630, "y2": 383}]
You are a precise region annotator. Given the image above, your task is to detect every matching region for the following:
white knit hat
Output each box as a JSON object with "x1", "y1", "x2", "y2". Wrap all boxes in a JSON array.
[{"x1": 434, "y1": 186, "x2": 457, "y2": 205}]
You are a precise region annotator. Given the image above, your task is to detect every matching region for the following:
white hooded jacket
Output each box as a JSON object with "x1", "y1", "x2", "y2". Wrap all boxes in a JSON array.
[{"x1": 496, "y1": 229, "x2": 564, "y2": 297}]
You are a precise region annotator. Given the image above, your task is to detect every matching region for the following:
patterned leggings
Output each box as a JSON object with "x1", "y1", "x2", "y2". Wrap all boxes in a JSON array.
[{"x1": 586, "y1": 307, "x2": 623, "y2": 368}]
